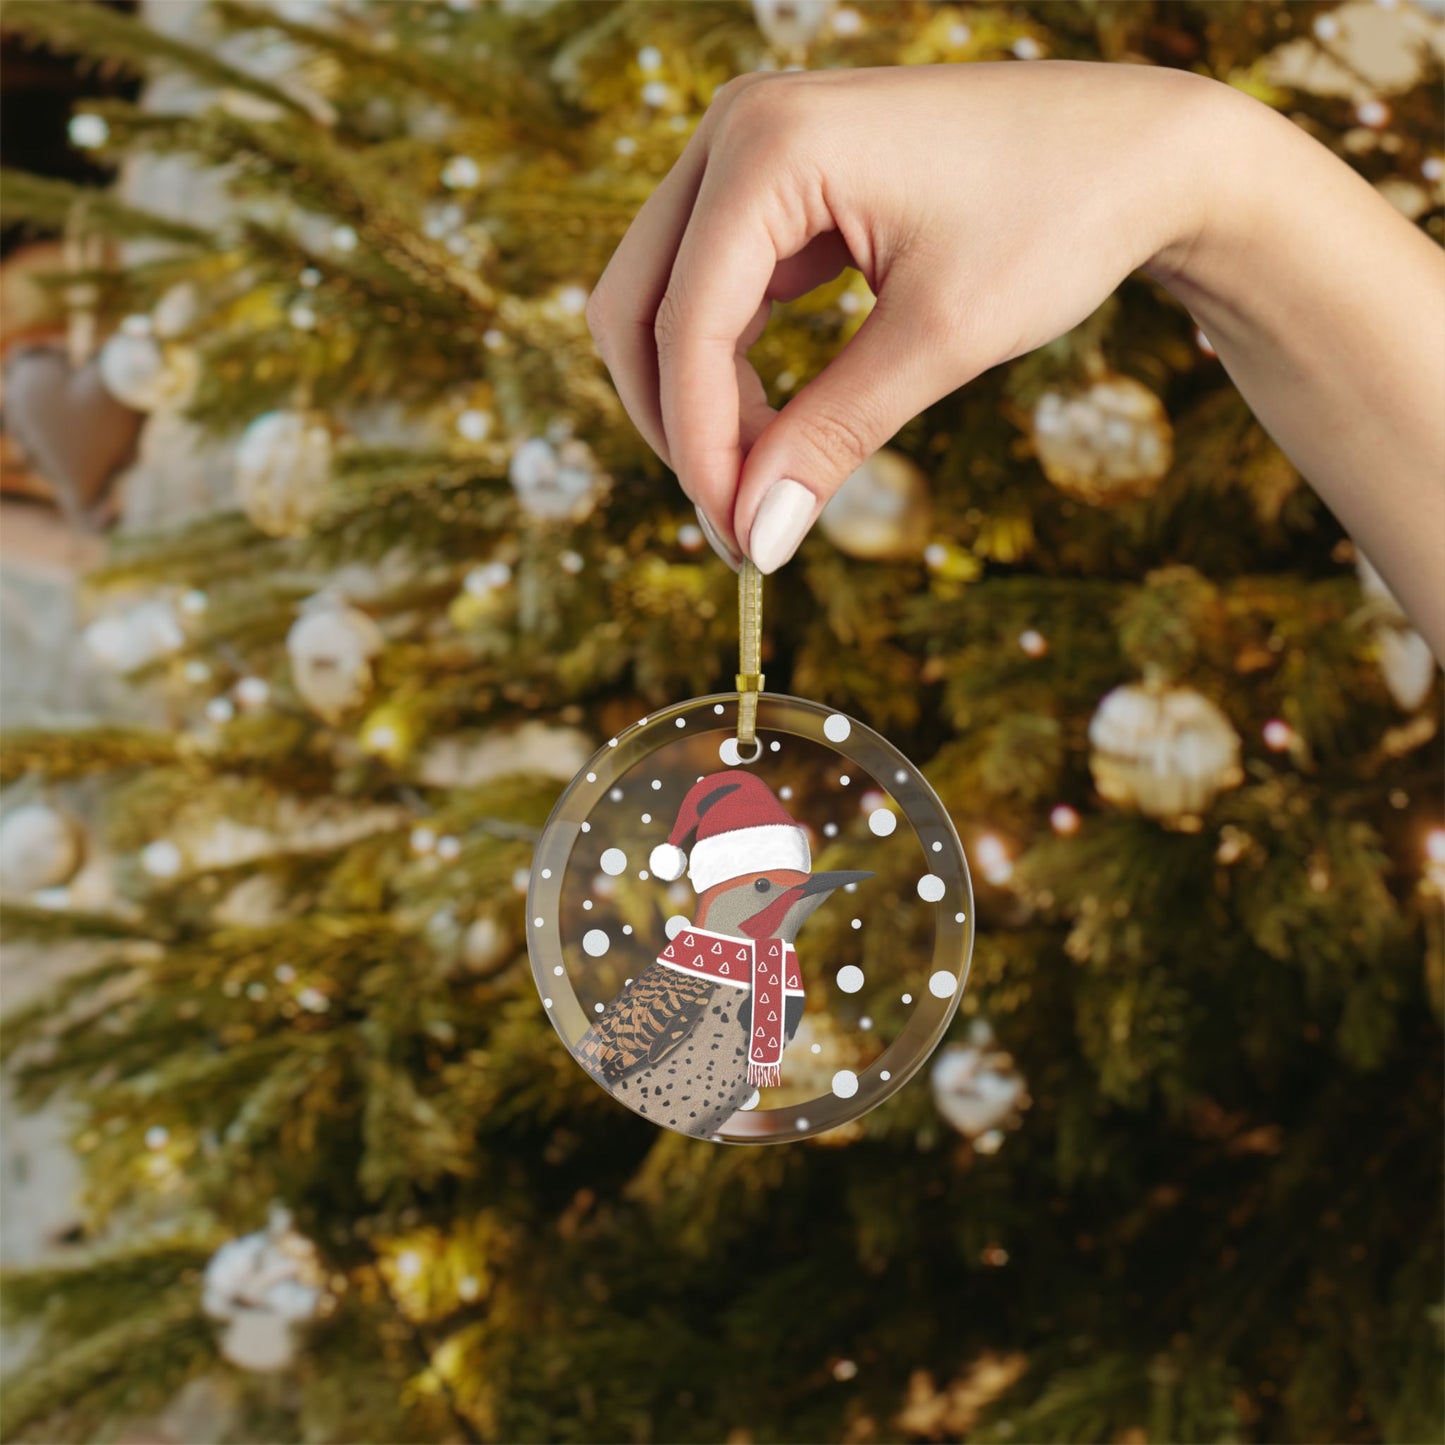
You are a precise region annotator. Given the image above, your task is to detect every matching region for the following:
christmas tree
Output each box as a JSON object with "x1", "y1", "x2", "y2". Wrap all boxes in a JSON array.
[{"x1": 2, "y1": 2, "x2": 1442, "y2": 1441}]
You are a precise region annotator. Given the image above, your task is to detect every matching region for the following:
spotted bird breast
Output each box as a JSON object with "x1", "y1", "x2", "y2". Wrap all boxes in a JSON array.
[
  {"x1": 576, "y1": 960, "x2": 806, "y2": 1138},
  {"x1": 577, "y1": 962, "x2": 755, "y2": 1137}
]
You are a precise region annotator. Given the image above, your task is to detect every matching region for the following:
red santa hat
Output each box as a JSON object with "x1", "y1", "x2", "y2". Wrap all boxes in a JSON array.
[{"x1": 649, "y1": 771, "x2": 810, "y2": 895}]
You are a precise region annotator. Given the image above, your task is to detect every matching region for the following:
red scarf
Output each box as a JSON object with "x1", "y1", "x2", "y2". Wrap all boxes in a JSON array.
[{"x1": 656, "y1": 924, "x2": 803, "y2": 1088}]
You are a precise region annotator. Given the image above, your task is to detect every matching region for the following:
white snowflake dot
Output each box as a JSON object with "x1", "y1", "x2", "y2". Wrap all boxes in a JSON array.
[
  {"x1": 836, "y1": 965, "x2": 864, "y2": 994},
  {"x1": 622, "y1": 924, "x2": 633, "y2": 936},
  {"x1": 955, "y1": 911, "x2": 966, "y2": 924},
  {"x1": 860, "y1": 1016, "x2": 873, "y2": 1030},
  {"x1": 664, "y1": 914, "x2": 689, "y2": 939},
  {"x1": 811, "y1": 1043, "x2": 822, "y2": 1054},
  {"x1": 582, "y1": 929, "x2": 610, "y2": 957},
  {"x1": 740, "y1": 1089, "x2": 761, "y2": 1111},
  {"x1": 831, "y1": 1069, "x2": 859, "y2": 1100},
  {"x1": 929, "y1": 970, "x2": 958, "y2": 999},
  {"x1": 719, "y1": 738, "x2": 743, "y2": 765},
  {"x1": 770, "y1": 740, "x2": 781, "y2": 752},
  {"x1": 600, "y1": 848, "x2": 627, "y2": 875},
  {"x1": 582, "y1": 900, "x2": 593, "y2": 911},
  {"x1": 823, "y1": 714, "x2": 851, "y2": 743},
  {"x1": 894, "y1": 769, "x2": 908, "y2": 785},
  {"x1": 868, "y1": 808, "x2": 897, "y2": 837},
  {"x1": 641, "y1": 813, "x2": 651, "y2": 825},
  {"x1": 851, "y1": 918, "x2": 862, "y2": 930},
  {"x1": 824, "y1": 823, "x2": 839, "y2": 838},
  {"x1": 609, "y1": 787, "x2": 623, "y2": 801},
  {"x1": 795, "y1": 1118, "x2": 809, "y2": 1131},
  {"x1": 541, "y1": 868, "x2": 552, "y2": 880},
  {"x1": 533, "y1": 917, "x2": 544, "y2": 928},
  {"x1": 917, "y1": 874, "x2": 945, "y2": 903},
  {"x1": 780, "y1": 786, "x2": 793, "y2": 800},
  {"x1": 651, "y1": 779, "x2": 662, "y2": 790},
  {"x1": 902, "y1": 993, "x2": 912, "y2": 1004},
  {"x1": 638, "y1": 870, "x2": 649, "y2": 881},
  {"x1": 880, "y1": 1070, "x2": 891, "y2": 1081},
  {"x1": 675, "y1": 718, "x2": 686, "y2": 728},
  {"x1": 839, "y1": 775, "x2": 850, "y2": 786},
  {"x1": 543, "y1": 997, "x2": 553, "y2": 1008},
  {"x1": 594, "y1": 1002, "x2": 604, "y2": 1013},
  {"x1": 714, "y1": 704, "x2": 725, "y2": 715}
]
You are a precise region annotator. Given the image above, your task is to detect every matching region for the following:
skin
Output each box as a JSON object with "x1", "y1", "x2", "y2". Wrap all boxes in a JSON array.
[{"x1": 585, "y1": 61, "x2": 1445, "y2": 659}]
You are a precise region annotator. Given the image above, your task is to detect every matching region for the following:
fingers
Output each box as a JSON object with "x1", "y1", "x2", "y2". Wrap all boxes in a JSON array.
[
  {"x1": 735, "y1": 278, "x2": 970, "y2": 573},
  {"x1": 655, "y1": 156, "x2": 792, "y2": 549},
  {"x1": 584, "y1": 144, "x2": 710, "y2": 469}
]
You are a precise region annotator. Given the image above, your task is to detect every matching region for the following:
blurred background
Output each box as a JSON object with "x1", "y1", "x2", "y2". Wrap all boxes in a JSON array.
[{"x1": 0, "y1": 2, "x2": 1441, "y2": 1442}]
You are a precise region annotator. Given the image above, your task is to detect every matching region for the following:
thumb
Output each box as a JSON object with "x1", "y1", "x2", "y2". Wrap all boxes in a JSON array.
[{"x1": 733, "y1": 282, "x2": 966, "y2": 574}]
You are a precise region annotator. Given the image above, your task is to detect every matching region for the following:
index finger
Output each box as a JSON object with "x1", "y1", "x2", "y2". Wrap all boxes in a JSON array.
[{"x1": 656, "y1": 156, "x2": 808, "y2": 543}]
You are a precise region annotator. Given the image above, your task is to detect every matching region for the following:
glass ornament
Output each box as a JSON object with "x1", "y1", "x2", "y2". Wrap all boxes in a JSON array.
[{"x1": 529, "y1": 687, "x2": 973, "y2": 1143}]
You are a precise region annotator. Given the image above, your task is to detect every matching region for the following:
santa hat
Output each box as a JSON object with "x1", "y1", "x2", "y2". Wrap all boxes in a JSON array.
[{"x1": 649, "y1": 771, "x2": 810, "y2": 895}]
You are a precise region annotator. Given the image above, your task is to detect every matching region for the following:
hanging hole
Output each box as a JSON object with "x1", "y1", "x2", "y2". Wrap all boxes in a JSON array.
[{"x1": 734, "y1": 736, "x2": 764, "y2": 764}]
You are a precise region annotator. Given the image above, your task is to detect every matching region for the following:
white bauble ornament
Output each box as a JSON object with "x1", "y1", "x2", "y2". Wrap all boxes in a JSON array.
[
  {"x1": 508, "y1": 435, "x2": 603, "y2": 521},
  {"x1": 0, "y1": 803, "x2": 84, "y2": 893},
  {"x1": 151, "y1": 282, "x2": 199, "y2": 340},
  {"x1": 1356, "y1": 553, "x2": 1437, "y2": 710},
  {"x1": 203, "y1": 1207, "x2": 325, "y2": 1374},
  {"x1": 752, "y1": 0, "x2": 835, "y2": 53},
  {"x1": 818, "y1": 448, "x2": 932, "y2": 561},
  {"x1": 236, "y1": 411, "x2": 335, "y2": 538},
  {"x1": 1032, "y1": 373, "x2": 1173, "y2": 505},
  {"x1": 216, "y1": 1308, "x2": 297, "y2": 1373},
  {"x1": 83, "y1": 599, "x2": 185, "y2": 674},
  {"x1": 930, "y1": 1021, "x2": 1029, "y2": 1141},
  {"x1": 1088, "y1": 682, "x2": 1243, "y2": 823},
  {"x1": 286, "y1": 597, "x2": 384, "y2": 722},
  {"x1": 98, "y1": 331, "x2": 198, "y2": 413},
  {"x1": 461, "y1": 915, "x2": 511, "y2": 975}
]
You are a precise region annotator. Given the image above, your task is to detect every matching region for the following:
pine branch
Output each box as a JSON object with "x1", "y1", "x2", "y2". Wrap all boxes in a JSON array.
[
  {"x1": 211, "y1": 0, "x2": 575, "y2": 150},
  {"x1": 2, "y1": 0, "x2": 309, "y2": 116},
  {"x1": 0, "y1": 728, "x2": 179, "y2": 785},
  {"x1": 0, "y1": 170, "x2": 212, "y2": 248},
  {"x1": 0, "y1": 1274, "x2": 214, "y2": 1442}
]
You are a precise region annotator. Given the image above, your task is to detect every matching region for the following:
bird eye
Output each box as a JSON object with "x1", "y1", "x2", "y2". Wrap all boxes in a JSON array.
[{"x1": 754, "y1": 878, "x2": 771, "y2": 893}]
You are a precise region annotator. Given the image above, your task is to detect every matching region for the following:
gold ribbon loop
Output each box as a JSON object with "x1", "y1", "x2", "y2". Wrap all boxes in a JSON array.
[{"x1": 737, "y1": 560, "x2": 764, "y2": 750}]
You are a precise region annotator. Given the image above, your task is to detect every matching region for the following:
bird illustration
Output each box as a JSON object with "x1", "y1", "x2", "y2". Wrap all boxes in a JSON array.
[{"x1": 577, "y1": 771, "x2": 871, "y2": 1138}]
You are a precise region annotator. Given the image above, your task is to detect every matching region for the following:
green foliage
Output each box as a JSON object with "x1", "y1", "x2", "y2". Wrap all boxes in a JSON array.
[{"x1": 1, "y1": 1, "x2": 1440, "y2": 1443}]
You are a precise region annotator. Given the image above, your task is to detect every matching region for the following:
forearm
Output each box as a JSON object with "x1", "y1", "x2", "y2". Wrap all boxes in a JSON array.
[{"x1": 1144, "y1": 81, "x2": 1445, "y2": 659}]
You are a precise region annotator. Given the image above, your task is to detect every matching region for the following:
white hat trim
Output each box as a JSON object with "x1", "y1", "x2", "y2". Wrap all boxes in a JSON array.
[{"x1": 688, "y1": 823, "x2": 811, "y2": 894}]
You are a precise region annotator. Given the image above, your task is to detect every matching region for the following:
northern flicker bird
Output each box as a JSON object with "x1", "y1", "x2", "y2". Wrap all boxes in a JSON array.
[{"x1": 577, "y1": 771, "x2": 871, "y2": 1138}]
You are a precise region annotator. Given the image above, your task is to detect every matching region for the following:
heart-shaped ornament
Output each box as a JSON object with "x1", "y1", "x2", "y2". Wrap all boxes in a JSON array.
[{"x1": 3, "y1": 345, "x2": 143, "y2": 528}]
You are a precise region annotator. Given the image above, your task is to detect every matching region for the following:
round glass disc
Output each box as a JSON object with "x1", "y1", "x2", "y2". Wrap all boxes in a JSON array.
[{"x1": 528, "y1": 692, "x2": 974, "y2": 1143}]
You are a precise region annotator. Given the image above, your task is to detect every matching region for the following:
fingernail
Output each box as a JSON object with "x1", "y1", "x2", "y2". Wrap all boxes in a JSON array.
[
  {"x1": 695, "y1": 505, "x2": 742, "y2": 571},
  {"x1": 747, "y1": 478, "x2": 817, "y2": 575}
]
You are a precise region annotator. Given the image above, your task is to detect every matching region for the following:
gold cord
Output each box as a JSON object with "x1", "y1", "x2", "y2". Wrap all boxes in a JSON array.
[{"x1": 736, "y1": 560, "x2": 764, "y2": 751}]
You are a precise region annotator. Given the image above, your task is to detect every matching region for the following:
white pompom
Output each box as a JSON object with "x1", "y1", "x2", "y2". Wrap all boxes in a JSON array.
[{"x1": 648, "y1": 842, "x2": 687, "y2": 881}]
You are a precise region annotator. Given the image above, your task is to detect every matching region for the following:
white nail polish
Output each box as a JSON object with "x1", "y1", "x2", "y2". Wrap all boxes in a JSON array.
[
  {"x1": 694, "y1": 506, "x2": 742, "y2": 571},
  {"x1": 748, "y1": 478, "x2": 817, "y2": 575}
]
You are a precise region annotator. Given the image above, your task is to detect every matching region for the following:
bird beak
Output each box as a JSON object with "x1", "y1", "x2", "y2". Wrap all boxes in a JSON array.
[{"x1": 794, "y1": 869, "x2": 874, "y2": 897}]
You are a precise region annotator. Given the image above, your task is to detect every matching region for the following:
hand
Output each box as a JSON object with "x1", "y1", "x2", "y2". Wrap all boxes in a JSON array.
[{"x1": 585, "y1": 61, "x2": 1221, "y2": 572}]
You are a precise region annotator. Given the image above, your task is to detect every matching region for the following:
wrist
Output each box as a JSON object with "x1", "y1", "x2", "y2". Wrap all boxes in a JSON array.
[{"x1": 1140, "y1": 72, "x2": 1266, "y2": 292}]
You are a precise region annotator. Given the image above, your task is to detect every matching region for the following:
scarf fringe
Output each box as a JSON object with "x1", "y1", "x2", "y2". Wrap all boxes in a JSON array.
[{"x1": 748, "y1": 1062, "x2": 781, "y2": 1089}]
